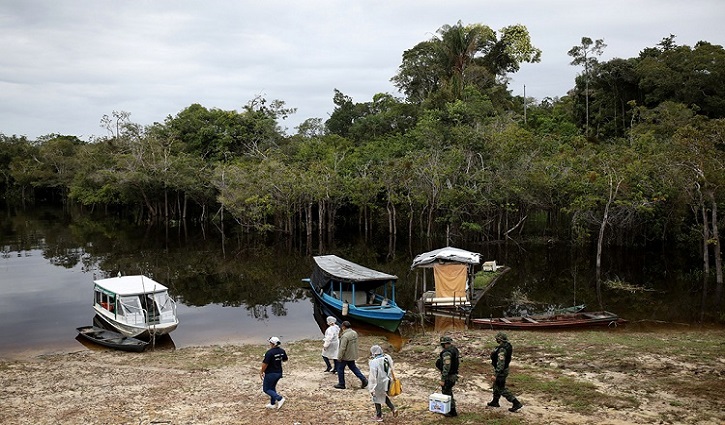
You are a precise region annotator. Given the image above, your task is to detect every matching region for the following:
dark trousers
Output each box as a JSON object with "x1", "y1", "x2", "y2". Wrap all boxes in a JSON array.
[
  {"x1": 493, "y1": 374, "x2": 516, "y2": 402},
  {"x1": 337, "y1": 360, "x2": 366, "y2": 386},
  {"x1": 323, "y1": 356, "x2": 338, "y2": 371},
  {"x1": 441, "y1": 376, "x2": 457, "y2": 414}
]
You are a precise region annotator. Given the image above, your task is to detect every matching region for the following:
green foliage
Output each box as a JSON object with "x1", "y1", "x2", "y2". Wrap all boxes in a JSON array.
[
  {"x1": 2, "y1": 27, "x2": 724, "y2": 292},
  {"x1": 392, "y1": 20, "x2": 540, "y2": 108},
  {"x1": 570, "y1": 35, "x2": 725, "y2": 139}
]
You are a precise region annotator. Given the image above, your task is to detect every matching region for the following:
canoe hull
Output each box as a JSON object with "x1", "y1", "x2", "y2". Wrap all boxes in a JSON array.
[
  {"x1": 76, "y1": 326, "x2": 149, "y2": 352},
  {"x1": 471, "y1": 311, "x2": 627, "y2": 330}
]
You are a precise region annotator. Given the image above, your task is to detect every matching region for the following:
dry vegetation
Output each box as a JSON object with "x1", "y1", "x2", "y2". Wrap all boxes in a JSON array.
[{"x1": 1, "y1": 327, "x2": 724, "y2": 424}]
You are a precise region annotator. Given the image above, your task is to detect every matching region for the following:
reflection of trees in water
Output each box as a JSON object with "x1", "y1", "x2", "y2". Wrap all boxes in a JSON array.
[
  {"x1": 2, "y1": 208, "x2": 715, "y2": 324},
  {"x1": 249, "y1": 304, "x2": 269, "y2": 319},
  {"x1": 248, "y1": 300, "x2": 289, "y2": 319}
]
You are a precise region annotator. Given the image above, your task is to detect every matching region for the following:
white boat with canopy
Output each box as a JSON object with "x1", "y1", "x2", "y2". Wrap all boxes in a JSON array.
[{"x1": 93, "y1": 274, "x2": 179, "y2": 338}]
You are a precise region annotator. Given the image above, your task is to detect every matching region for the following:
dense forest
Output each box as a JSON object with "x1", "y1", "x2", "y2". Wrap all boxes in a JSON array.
[{"x1": 1, "y1": 23, "x2": 724, "y2": 307}]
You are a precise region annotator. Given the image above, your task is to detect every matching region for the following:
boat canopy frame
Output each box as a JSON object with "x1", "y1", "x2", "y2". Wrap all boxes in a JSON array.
[{"x1": 311, "y1": 255, "x2": 399, "y2": 305}]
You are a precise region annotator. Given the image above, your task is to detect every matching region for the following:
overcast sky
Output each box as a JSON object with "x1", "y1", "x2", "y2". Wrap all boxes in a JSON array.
[{"x1": 1, "y1": 0, "x2": 723, "y2": 140}]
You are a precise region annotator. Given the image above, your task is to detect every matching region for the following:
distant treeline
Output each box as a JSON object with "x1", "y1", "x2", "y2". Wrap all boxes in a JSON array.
[{"x1": 1, "y1": 25, "x2": 723, "y2": 303}]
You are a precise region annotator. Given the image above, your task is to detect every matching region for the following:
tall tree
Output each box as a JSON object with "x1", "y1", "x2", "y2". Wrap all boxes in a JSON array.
[
  {"x1": 673, "y1": 119, "x2": 725, "y2": 307},
  {"x1": 568, "y1": 37, "x2": 607, "y2": 136},
  {"x1": 392, "y1": 21, "x2": 541, "y2": 106}
]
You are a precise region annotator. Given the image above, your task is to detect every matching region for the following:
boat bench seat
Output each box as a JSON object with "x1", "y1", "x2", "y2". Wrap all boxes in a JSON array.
[
  {"x1": 424, "y1": 296, "x2": 470, "y2": 307},
  {"x1": 523, "y1": 317, "x2": 539, "y2": 324},
  {"x1": 341, "y1": 291, "x2": 376, "y2": 306}
]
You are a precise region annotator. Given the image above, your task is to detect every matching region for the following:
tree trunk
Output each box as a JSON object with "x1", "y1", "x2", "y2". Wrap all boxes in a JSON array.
[
  {"x1": 318, "y1": 200, "x2": 324, "y2": 244},
  {"x1": 709, "y1": 191, "x2": 723, "y2": 305},
  {"x1": 700, "y1": 200, "x2": 710, "y2": 321},
  {"x1": 596, "y1": 174, "x2": 620, "y2": 309},
  {"x1": 306, "y1": 203, "x2": 313, "y2": 254},
  {"x1": 182, "y1": 193, "x2": 188, "y2": 220}
]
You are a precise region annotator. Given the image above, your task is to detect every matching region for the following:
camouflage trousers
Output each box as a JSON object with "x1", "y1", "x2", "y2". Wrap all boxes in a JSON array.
[
  {"x1": 441, "y1": 374, "x2": 458, "y2": 413},
  {"x1": 492, "y1": 373, "x2": 516, "y2": 402}
]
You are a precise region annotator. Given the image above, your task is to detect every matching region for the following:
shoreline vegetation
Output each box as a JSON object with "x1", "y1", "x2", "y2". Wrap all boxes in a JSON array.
[{"x1": 1, "y1": 327, "x2": 723, "y2": 425}]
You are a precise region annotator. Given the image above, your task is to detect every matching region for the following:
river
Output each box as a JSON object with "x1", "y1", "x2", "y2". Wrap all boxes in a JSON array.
[{"x1": 0, "y1": 207, "x2": 716, "y2": 358}]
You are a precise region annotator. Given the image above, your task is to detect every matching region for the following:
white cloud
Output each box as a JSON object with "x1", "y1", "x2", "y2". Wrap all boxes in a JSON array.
[{"x1": 1, "y1": 0, "x2": 723, "y2": 139}]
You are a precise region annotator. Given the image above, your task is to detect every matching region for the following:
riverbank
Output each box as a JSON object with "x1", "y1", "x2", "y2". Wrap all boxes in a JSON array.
[{"x1": 1, "y1": 327, "x2": 723, "y2": 424}]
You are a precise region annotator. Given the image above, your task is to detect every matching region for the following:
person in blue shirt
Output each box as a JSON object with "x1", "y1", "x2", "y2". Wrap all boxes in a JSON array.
[{"x1": 260, "y1": 336, "x2": 288, "y2": 409}]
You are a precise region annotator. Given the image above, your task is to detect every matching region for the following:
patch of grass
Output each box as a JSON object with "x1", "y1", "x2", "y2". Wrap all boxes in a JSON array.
[
  {"x1": 656, "y1": 373, "x2": 725, "y2": 401},
  {"x1": 514, "y1": 371, "x2": 637, "y2": 413},
  {"x1": 417, "y1": 411, "x2": 524, "y2": 425},
  {"x1": 603, "y1": 276, "x2": 655, "y2": 292},
  {"x1": 474, "y1": 271, "x2": 500, "y2": 289}
]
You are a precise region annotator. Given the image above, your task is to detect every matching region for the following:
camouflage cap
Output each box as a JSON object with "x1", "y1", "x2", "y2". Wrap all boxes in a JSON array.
[
  {"x1": 495, "y1": 332, "x2": 508, "y2": 342},
  {"x1": 440, "y1": 336, "x2": 453, "y2": 345}
]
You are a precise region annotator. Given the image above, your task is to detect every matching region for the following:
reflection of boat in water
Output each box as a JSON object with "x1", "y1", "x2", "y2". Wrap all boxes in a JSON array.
[
  {"x1": 93, "y1": 274, "x2": 179, "y2": 338},
  {"x1": 311, "y1": 296, "x2": 405, "y2": 351},
  {"x1": 76, "y1": 326, "x2": 148, "y2": 352},
  {"x1": 304, "y1": 255, "x2": 405, "y2": 333},
  {"x1": 470, "y1": 311, "x2": 627, "y2": 330}
]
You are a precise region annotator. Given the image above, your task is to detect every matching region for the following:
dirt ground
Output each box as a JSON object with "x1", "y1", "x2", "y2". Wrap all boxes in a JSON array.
[{"x1": 1, "y1": 327, "x2": 724, "y2": 425}]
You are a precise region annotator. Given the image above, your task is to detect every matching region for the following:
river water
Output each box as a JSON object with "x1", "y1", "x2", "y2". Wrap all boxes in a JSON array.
[{"x1": 0, "y1": 208, "x2": 718, "y2": 358}]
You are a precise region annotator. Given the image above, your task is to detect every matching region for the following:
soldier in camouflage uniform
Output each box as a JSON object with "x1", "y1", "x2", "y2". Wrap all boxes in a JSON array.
[
  {"x1": 488, "y1": 332, "x2": 523, "y2": 412},
  {"x1": 436, "y1": 335, "x2": 459, "y2": 417}
]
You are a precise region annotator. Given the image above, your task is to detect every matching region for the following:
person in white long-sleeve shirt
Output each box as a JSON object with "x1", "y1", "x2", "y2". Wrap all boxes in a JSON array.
[
  {"x1": 367, "y1": 345, "x2": 398, "y2": 421},
  {"x1": 321, "y1": 316, "x2": 340, "y2": 373}
]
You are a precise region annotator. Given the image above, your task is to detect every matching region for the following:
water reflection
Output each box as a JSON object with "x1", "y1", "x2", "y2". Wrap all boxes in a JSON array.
[
  {"x1": 311, "y1": 296, "x2": 406, "y2": 351},
  {"x1": 1, "y1": 208, "x2": 722, "y2": 358}
]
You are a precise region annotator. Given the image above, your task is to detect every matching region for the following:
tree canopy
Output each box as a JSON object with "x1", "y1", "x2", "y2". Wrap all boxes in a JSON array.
[{"x1": 1, "y1": 25, "x2": 724, "y2": 308}]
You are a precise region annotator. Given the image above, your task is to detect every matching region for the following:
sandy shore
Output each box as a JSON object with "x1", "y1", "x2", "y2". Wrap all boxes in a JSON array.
[{"x1": 1, "y1": 327, "x2": 724, "y2": 424}]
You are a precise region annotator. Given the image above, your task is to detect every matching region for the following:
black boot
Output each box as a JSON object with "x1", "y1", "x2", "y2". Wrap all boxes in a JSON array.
[
  {"x1": 487, "y1": 396, "x2": 500, "y2": 407},
  {"x1": 509, "y1": 399, "x2": 523, "y2": 412}
]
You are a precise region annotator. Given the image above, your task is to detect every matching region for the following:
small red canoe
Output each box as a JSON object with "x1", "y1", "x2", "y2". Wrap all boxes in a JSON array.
[{"x1": 470, "y1": 311, "x2": 627, "y2": 330}]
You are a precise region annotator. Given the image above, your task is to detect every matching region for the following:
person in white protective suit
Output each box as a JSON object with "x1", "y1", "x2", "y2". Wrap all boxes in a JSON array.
[
  {"x1": 321, "y1": 316, "x2": 340, "y2": 373},
  {"x1": 367, "y1": 345, "x2": 398, "y2": 421}
]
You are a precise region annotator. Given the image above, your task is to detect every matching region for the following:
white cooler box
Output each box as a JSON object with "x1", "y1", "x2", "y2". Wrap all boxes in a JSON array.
[{"x1": 429, "y1": 393, "x2": 451, "y2": 414}]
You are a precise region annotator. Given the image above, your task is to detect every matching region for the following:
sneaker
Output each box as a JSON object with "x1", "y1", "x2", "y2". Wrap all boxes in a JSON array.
[
  {"x1": 392, "y1": 409, "x2": 398, "y2": 418},
  {"x1": 509, "y1": 401, "x2": 523, "y2": 412},
  {"x1": 361, "y1": 379, "x2": 369, "y2": 389},
  {"x1": 264, "y1": 403, "x2": 276, "y2": 409},
  {"x1": 277, "y1": 397, "x2": 285, "y2": 409},
  {"x1": 371, "y1": 416, "x2": 383, "y2": 422},
  {"x1": 487, "y1": 401, "x2": 500, "y2": 407},
  {"x1": 334, "y1": 384, "x2": 346, "y2": 389}
]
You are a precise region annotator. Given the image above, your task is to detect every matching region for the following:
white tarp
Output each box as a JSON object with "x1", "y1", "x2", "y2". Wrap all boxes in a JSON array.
[{"x1": 410, "y1": 247, "x2": 481, "y2": 269}]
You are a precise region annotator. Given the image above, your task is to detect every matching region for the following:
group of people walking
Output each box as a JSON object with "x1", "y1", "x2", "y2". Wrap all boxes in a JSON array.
[{"x1": 260, "y1": 317, "x2": 523, "y2": 420}]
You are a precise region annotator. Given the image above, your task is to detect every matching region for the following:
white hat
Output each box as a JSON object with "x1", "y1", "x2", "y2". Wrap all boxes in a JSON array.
[
  {"x1": 268, "y1": 336, "x2": 281, "y2": 345},
  {"x1": 326, "y1": 316, "x2": 337, "y2": 325}
]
